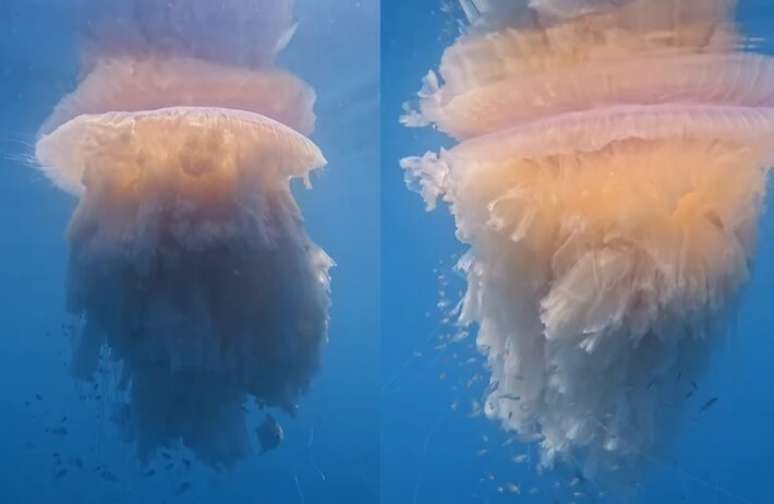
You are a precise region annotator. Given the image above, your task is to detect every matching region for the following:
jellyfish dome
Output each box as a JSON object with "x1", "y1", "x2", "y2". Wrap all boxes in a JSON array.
[
  {"x1": 35, "y1": 0, "x2": 331, "y2": 466},
  {"x1": 403, "y1": 0, "x2": 774, "y2": 484}
]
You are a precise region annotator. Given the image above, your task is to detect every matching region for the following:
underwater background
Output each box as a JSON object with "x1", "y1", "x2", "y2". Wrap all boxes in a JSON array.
[
  {"x1": 382, "y1": 1, "x2": 774, "y2": 503},
  {"x1": 1, "y1": 0, "x2": 774, "y2": 503},
  {"x1": 0, "y1": 0, "x2": 378, "y2": 503}
]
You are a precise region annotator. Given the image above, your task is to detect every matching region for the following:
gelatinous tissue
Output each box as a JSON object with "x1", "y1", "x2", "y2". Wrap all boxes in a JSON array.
[
  {"x1": 404, "y1": 0, "x2": 774, "y2": 483},
  {"x1": 35, "y1": 0, "x2": 331, "y2": 466}
]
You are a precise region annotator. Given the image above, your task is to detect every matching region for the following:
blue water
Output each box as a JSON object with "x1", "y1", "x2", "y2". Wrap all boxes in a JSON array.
[
  {"x1": 0, "y1": 1, "x2": 378, "y2": 503},
  {"x1": 2, "y1": 0, "x2": 774, "y2": 503},
  {"x1": 381, "y1": 1, "x2": 774, "y2": 504}
]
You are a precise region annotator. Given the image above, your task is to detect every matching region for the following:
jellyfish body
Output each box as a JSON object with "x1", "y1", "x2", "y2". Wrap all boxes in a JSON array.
[
  {"x1": 39, "y1": 57, "x2": 316, "y2": 141},
  {"x1": 403, "y1": 0, "x2": 774, "y2": 482},
  {"x1": 35, "y1": 0, "x2": 331, "y2": 465}
]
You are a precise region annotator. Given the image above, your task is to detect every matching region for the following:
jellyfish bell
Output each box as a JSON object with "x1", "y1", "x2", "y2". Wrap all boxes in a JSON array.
[
  {"x1": 411, "y1": 0, "x2": 746, "y2": 139},
  {"x1": 410, "y1": 52, "x2": 774, "y2": 140},
  {"x1": 404, "y1": 0, "x2": 774, "y2": 487},
  {"x1": 39, "y1": 57, "x2": 317, "y2": 140},
  {"x1": 34, "y1": 0, "x2": 333, "y2": 466},
  {"x1": 36, "y1": 106, "x2": 324, "y2": 197}
]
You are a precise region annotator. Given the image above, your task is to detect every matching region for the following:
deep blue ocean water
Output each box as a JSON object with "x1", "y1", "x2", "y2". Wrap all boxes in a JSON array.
[
  {"x1": 382, "y1": 2, "x2": 774, "y2": 504},
  {"x1": 1, "y1": 1, "x2": 773, "y2": 503},
  {"x1": 0, "y1": 1, "x2": 378, "y2": 503}
]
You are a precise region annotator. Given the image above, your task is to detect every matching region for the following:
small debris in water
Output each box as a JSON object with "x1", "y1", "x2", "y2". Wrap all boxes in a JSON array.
[
  {"x1": 176, "y1": 482, "x2": 191, "y2": 495},
  {"x1": 100, "y1": 470, "x2": 119, "y2": 483},
  {"x1": 505, "y1": 483, "x2": 521, "y2": 494},
  {"x1": 699, "y1": 397, "x2": 719, "y2": 413},
  {"x1": 512, "y1": 454, "x2": 528, "y2": 464}
]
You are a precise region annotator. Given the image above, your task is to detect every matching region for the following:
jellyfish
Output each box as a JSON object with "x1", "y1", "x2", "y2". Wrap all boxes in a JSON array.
[
  {"x1": 403, "y1": 0, "x2": 774, "y2": 485},
  {"x1": 34, "y1": 0, "x2": 332, "y2": 466}
]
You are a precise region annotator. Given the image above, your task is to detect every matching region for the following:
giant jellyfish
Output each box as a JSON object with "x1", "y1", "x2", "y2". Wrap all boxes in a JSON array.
[
  {"x1": 403, "y1": 0, "x2": 774, "y2": 484},
  {"x1": 35, "y1": 0, "x2": 331, "y2": 466}
]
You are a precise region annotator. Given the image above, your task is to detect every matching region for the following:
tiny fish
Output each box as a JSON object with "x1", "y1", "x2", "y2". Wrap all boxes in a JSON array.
[
  {"x1": 55, "y1": 469, "x2": 68, "y2": 479},
  {"x1": 143, "y1": 469, "x2": 156, "y2": 478},
  {"x1": 50, "y1": 427, "x2": 68, "y2": 436},
  {"x1": 257, "y1": 414, "x2": 284, "y2": 454},
  {"x1": 100, "y1": 470, "x2": 119, "y2": 483},
  {"x1": 176, "y1": 482, "x2": 191, "y2": 495},
  {"x1": 700, "y1": 397, "x2": 719, "y2": 413}
]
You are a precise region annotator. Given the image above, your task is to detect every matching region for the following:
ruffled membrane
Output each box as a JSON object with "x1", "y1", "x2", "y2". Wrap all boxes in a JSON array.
[{"x1": 403, "y1": 0, "x2": 773, "y2": 483}]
